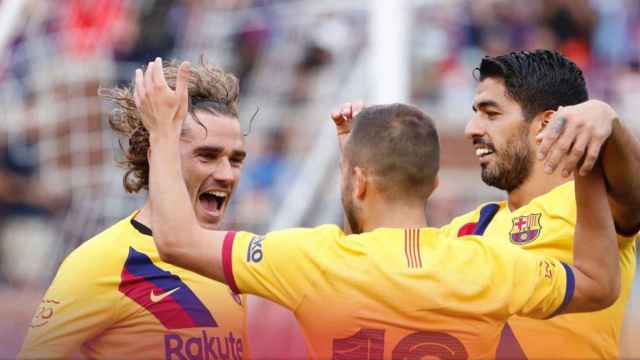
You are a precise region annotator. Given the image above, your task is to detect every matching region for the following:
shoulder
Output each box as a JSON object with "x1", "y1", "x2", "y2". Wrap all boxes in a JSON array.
[
  {"x1": 442, "y1": 201, "x2": 504, "y2": 237},
  {"x1": 446, "y1": 231, "x2": 532, "y2": 267},
  {"x1": 56, "y1": 217, "x2": 134, "y2": 279},
  {"x1": 529, "y1": 181, "x2": 576, "y2": 217},
  {"x1": 238, "y1": 224, "x2": 344, "y2": 245},
  {"x1": 266, "y1": 224, "x2": 344, "y2": 238}
]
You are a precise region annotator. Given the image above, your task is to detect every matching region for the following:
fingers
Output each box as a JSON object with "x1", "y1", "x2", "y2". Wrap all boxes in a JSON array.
[
  {"x1": 175, "y1": 61, "x2": 190, "y2": 98},
  {"x1": 536, "y1": 108, "x2": 567, "y2": 160},
  {"x1": 340, "y1": 102, "x2": 354, "y2": 120},
  {"x1": 134, "y1": 68, "x2": 145, "y2": 109},
  {"x1": 543, "y1": 120, "x2": 577, "y2": 174},
  {"x1": 560, "y1": 132, "x2": 589, "y2": 177},
  {"x1": 144, "y1": 61, "x2": 154, "y2": 95},
  {"x1": 331, "y1": 110, "x2": 345, "y2": 125},
  {"x1": 579, "y1": 139, "x2": 603, "y2": 176},
  {"x1": 152, "y1": 57, "x2": 169, "y2": 89},
  {"x1": 175, "y1": 61, "x2": 191, "y2": 121},
  {"x1": 352, "y1": 101, "x2": 365, "y2": 117}
]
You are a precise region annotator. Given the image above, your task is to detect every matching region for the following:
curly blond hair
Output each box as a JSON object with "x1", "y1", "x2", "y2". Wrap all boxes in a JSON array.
[{"x1": 100, "y1": 58, "x2": 240, "y2": 193}]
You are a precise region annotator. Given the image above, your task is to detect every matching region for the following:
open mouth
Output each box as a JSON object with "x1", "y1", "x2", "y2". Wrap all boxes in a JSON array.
[
  {"x1": 198, "y1": 191, "x2": 228, "y2": 213},
  {"x1": 475, "y1": 147, "x2": 495, "y2": 158}
]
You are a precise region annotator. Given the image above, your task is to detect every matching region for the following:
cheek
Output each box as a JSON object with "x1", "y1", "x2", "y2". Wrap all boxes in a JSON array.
[
  {"x1": 231, "y1": 168, "x2": 242, "y2": 186},
  {"x1": 181, "y1": 159, "x2": 208, "y2": 186}
]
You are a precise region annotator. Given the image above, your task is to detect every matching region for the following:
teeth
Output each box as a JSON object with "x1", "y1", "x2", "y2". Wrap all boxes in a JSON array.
[
  {"x1": 204, "y1": 191, "x2": 227, "y2": 198},
  {"x1": 475, "y1": 148, "x2": 493, "y2": 157}
]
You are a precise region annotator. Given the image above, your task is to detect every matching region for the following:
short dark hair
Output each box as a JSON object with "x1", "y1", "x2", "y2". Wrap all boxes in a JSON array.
[
  {"x1": 345, "y1": 103, "x2": 439, "y2": 198},
  {"x1": 476, "y1": 50, "x2": 588, "y2": 120}
]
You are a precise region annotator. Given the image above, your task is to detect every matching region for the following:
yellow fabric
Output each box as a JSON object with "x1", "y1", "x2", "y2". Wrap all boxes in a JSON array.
[
  {"x1": 227, "y1": 224, "x2": 569, "y2": 359},
  {"x1": 19, "y1": 213, "x2": 249, "y2": 360},
  {"x1": 442, "y1": 181, "x2": 638, "y2": 359}
]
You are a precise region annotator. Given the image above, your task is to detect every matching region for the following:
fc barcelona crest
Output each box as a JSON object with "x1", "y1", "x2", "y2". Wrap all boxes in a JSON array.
[{"x1": 510, "y1": 213, "x2": 542, "y2": 244}]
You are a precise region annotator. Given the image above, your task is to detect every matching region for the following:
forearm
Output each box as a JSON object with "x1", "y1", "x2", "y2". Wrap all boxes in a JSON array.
[
  {"x1": 603, "y1": 118, "x2": 640, "y2": 230},
  {"x1": 567, "y1": 167, "x2": 620, "y2": 312},
  {"x1": 148, "y1": 133, "x2": 196, "y2": 256},
  {"x1": 147, "y1": 134, "x2": 226, "y2": 281}
]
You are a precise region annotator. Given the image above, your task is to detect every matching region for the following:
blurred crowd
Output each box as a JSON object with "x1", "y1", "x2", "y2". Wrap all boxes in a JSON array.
[
  {"x1": 1, "y1": 0, "x2": 639, "y2": 356},
  {"x1": 0, "y1": 0, "x2": 639, "y2": 287},
  {"x1": 411, "y1": 0, "x2": 640, "y2": 128}
]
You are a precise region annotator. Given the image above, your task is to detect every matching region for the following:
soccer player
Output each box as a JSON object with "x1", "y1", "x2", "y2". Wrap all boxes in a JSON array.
[
  {"x1": 18, "y1": 58, "x2": 250, "y2": 360},
  {"x1": 138, "y1": 59, "x2": 620, "y2": 359},
  {"x1": 335, "y1": 50, "x2": 640, "y2": 359},
  {"x1": 448, "y1": 50, "x2": 640, "y2": 359}
]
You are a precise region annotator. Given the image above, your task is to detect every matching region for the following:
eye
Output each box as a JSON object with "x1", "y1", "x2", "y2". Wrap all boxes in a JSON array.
[
  {"x1": 230, "y1": 156, "x2": 245, "y2": 167},
  {"x1": 198, "y1": 154, "x2": 214, "y2": 161},
  {"x1": 196, "y1": 152, "x2": 219, "y2": 163},
  {"x1": 485, "y1": 111, "x2": 500, "y2": 119}
]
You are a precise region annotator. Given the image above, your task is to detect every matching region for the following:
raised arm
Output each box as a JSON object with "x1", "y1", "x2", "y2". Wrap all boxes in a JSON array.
[
  {"x1": 601, "y1": 117, "x2": 640, "y2": 233},
  {"x1": 134, "y1": 58, "x2": 227, "y2": 282},
  {"x1": 562, "y1": 164, "x2": 620, "y2": 313},
  {"x1": 330, "y1": 101, "x2": 364, "y2": 234},
  {"x1": 537, "y1": 100, "x2": 640, "y2": 234}
]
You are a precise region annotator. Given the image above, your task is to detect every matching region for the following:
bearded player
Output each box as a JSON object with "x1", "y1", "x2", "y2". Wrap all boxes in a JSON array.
[
  {"x1": 335, "y1": 50, "x2": 640, "y2": 359},
  {"x1": 452, "y1": 50, "x2": 640, "y2": 359},
  {"x1": 138, "y1": 58, "x2": 620, "y2": 359},
  {"x1": 19, "y1": 58, "x2": 250, "y2": 360}
]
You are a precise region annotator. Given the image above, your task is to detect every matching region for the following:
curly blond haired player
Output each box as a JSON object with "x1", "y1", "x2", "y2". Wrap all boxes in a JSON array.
[
  {"x1": 138, "y1": 58, "x2": 620, "y2": 359},
  {"x1": 19, "y1": 58, "x2": 250, "y2": 360}
]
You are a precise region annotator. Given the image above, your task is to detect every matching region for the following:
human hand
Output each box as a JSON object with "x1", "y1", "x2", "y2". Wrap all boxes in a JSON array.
[
  {"x1": 330, "y1": 101, "x2": 364, "y2": 150},
  {"x1": 536, "y1": 100, "x2": 616, "y2": 177},
  {"x1": 134, "y1": 57, "x2": 190, "y2": 139}
]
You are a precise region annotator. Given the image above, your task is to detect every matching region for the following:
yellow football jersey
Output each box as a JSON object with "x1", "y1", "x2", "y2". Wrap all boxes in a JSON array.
[
  {"x1": 442, "y1": 181, "x2": 638, "y2": 359},
  {"x1": 19, "y1": 213, "x2": 249, "y2": 360},
  {"x1": 222, "y1": 224, "x2": 574, "y2": 359}
]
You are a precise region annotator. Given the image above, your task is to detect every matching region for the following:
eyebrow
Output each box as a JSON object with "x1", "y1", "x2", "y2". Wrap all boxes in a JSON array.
[
  {"x1": 472, "y1": 100, "x2": 500, "y2": 112},
  {"x1": 194, "y1": 146, "x2": 247, "y2": 159},
  {"x1": 231, "y1": 149, "x2": 247, "y2": 159}
]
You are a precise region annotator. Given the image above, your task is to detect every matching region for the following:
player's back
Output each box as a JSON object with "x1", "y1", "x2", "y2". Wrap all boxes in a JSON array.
[{"x1": 295, "y1": 227, "x2": 570, "y2": 359}]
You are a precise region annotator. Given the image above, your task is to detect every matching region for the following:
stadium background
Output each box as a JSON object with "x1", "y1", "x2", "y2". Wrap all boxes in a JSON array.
[{"x1": 0, "y1": 0, "x2": 638, "y2": 358}]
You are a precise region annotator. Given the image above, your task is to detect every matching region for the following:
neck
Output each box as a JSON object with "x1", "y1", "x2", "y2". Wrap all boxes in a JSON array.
[
  {"x1": 507, "y1": 166, "x2": 571, "y2": 211},
  {"x1": 135, "y1": 202, "x2": 153, "y2": 229},
  {"x1": 359, "y1": 200, "x2": 428, "y2": 232}
]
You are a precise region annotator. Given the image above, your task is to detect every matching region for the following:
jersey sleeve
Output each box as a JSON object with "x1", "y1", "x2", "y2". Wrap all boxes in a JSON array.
[
  {"x1": 18, "y1": 247, "x2": 121, "y2": 359},
  {"x1": 482, "y1": 238, "x2": 573, "y2": 319},
  {"x1": 221, "y1": 225, "x2": 343, "y2": 311},
  {"x1": 454, "y1": 235, "x2": 573, "y2": 320}
]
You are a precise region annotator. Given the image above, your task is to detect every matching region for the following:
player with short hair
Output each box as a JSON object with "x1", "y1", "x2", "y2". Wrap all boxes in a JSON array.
[
  {"x1": 450, "y1": 50, "x2": 640, "y2": 359},
  {"x1": 138, "y1": 58, "x2": 620, "y2": 359},
  {"x1": 335, "y1": 50, "x2": 640, "y2": 359},
  {"x1": 19, "y1": 58, "x2": 250, "y2": 360}
]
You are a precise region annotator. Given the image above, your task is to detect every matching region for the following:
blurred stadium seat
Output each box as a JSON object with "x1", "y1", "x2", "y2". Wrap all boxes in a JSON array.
[{"x1": 0, "y1": 0, "x2": 638, "y2": 358}]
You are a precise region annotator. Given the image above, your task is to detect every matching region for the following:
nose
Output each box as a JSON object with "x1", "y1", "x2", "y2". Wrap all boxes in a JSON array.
[
  {"x1": 464, "y1": 113, "x2": 485, "y2": 140},
  {"x1": 213, "y1": 157, "x2": 234, "y2": 184}
]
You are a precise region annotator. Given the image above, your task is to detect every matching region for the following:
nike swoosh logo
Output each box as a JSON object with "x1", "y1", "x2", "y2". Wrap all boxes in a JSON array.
[{"x1": 150, "y1": 287, "x2": 180, "y2": 303}]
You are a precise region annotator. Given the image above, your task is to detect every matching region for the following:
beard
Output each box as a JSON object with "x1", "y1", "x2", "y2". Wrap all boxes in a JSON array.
[{"x1": 480, "y1": 127, "x2": 534, "y2": 193}]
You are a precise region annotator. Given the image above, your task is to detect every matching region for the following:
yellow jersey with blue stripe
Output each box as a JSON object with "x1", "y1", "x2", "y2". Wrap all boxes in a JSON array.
[
  {"x1": 222, "y1": 224, "x2": 573, "y2": 359},
  {"x1": 19, "y1": 213, "x2": 249, "y2": 360},
  {"x1": 442, "y1": 181, "x2": 638, "y2": 359}
]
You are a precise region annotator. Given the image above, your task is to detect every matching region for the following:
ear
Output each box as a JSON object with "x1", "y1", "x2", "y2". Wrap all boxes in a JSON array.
[
  {"x1": 536, "y1": 110, "x2": 555, "y2": 135},
  {"x1": 353, "y1": 166, "x2": 367, "y2": 200}
]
